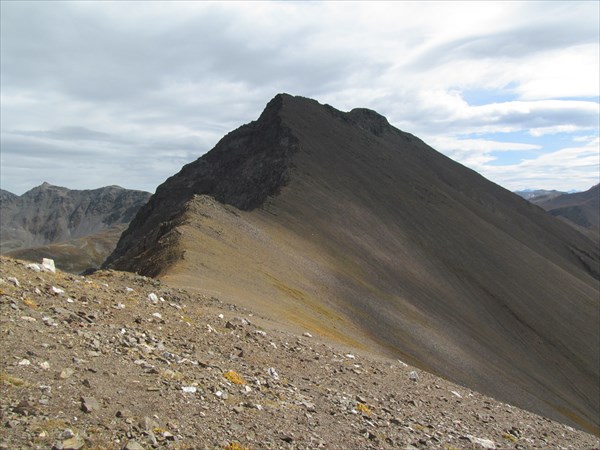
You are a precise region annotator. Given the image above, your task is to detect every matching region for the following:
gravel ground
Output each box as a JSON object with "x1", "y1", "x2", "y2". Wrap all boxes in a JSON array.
[{"x1": 1, "y1": 256, "x2": 598, "y2": 450}]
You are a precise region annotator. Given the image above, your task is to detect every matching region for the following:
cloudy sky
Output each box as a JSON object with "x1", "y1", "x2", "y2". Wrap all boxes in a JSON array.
[{"x1": 1, "y1": 1, "x2": 598, "y2": 195}]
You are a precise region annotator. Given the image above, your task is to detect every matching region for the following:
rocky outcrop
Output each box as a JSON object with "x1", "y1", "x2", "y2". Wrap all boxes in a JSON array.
[
  {"x1": 0, "y1": 183, "x2": 150, "y2": 253},
  {"x1": 0, "y1": 183, "x2": 150, "y2": 272}
]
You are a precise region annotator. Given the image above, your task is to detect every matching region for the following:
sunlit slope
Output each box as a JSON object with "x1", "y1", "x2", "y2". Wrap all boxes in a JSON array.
[{"x1": 106, "y1": 94, "x2": 599, "y2": 434}]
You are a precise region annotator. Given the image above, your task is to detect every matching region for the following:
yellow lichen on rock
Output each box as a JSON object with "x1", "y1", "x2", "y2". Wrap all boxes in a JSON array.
[{"x1": 224, "y1": 370, "x2": 246, "y2": 385}]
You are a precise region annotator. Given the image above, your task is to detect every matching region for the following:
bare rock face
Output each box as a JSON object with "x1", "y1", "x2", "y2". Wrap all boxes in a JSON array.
[
  {"x1": 0, "y1": 184, "x2": 150, "y2": 272},
  {"x1": 104, "y1": 94, "x2": 599, "y2": 434}
]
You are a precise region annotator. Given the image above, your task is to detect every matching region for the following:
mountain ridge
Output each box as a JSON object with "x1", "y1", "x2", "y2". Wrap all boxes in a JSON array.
[{"x1": 105, "y1": 93, "x2": 600, "y2": 434}]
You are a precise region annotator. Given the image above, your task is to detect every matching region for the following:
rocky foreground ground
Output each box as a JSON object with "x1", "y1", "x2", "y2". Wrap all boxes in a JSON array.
[{"x1": 0, "y1": 256, "x2": 598, "y2": 450}]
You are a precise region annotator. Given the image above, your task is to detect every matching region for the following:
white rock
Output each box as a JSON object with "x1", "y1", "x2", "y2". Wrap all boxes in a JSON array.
[
  {"x1": 8, "y1": 277, "x2": 20, "y2": 287},
  {"x1": 125, "y1": 287, "x2": 134, "y2": 293},
  {"x1": 21, "y1": 316, "x2": 37, "y2": 322},
  {"x1": 39, "y1": 361, "x2": 50, "y2": 370},
  {"x1": 303, "y1": 332, "x2": 313, "y2": 338},
  {"x1": 67, "y1": 298, "x2": 74, "y2": 303},
  {"x1": 41, "y1": 258, "x2": 56, "y2": 273},
  {"x1": 254, "y1": 330, "x2": 267, "y2": 337},
  {"x1": 18, "y1": 359, "x2": 31, "y2": 366},
  {"x1": 147, "y1": 293, "x2": 159, "y2": 303},
  {"x1": 218, "y1": 314, "x2": 224, "y2": 319},
  {"x1": 451, "y1": 390, "x2": 462, "y2": 398},
  {"x1": 466, "y1": 435, "x2": 496, "y2": 449},
  {"x1": 26, "y1": 263, "x2": 41, "y2": 273},
  {"x1": 181, "y1": 386, "x2": 197, "y2": 393},
  {"x1": 345, "y1": 354, "x2": 356, "y2": 359},
  {"x1": 152, "y1": 312, "x2": 162, "y2": 319},
  {"x1": 268, "y1": 367, "x2": 280, "y2": 380},
  {"x1": 51, "y1": 286, "x2": 64, "y2": 295},
  {"x1": 408, "y1": 371, "x2": 418, "y2": 381}
]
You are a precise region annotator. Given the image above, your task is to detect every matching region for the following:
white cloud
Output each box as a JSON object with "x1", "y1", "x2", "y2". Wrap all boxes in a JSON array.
[
  {"x1": 1, "y1": 1, "x2": 598, "y2": 194},
  {"x1": 480, "y1": 139, "x2": 600, "y2": 191}
]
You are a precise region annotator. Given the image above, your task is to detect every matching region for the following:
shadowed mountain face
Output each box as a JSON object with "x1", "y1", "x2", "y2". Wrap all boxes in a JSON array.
[
  {"x1": 531, "y1": 185, "x2": 599, "y2": 239},
  {"x1": 105, "y1": 94, "x2": 600, "y2": 434},
  {"x1": 1, "y1": 183, "x2": 150, "y2": 272}
]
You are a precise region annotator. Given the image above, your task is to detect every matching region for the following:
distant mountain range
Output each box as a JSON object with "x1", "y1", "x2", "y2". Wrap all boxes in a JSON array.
[
  {"x1": 514, "y1": 188, "x2": 567, "y2": 201},
  {"x1": 516, "y1": 185, "x2": 599, "y2": 241},
  {"x1": 0, "y1": 183, "x2": 150, "y2": 272},
  {"x1": 104, "y1": 94, "x2": 599, "y2": 434}
]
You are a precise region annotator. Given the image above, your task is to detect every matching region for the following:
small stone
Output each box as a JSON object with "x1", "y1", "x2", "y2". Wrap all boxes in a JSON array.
[
  {"x1": 280, "y1": 434, "x2": 294, "y2": 443},
  {"x1": 139, "y1": 416, "x2": 159, "y2": 433},
  {"x1": 7, "y1": 277, "x2": 19, "y2": 287},
  {"x1": 61, "y1": 435, "x2": 85, "y2": 450},
  {"x1": 356, "y1": 395, "x2": 368, "y2": 404},
  {"x1": 61, "y1": 429, "x2": 75, "y2": 439},
  {"x1": 181, "y1": 386, "x2": 197, "y2": 394},
  {"x1": 464, "y1": 435, "x2": 497, "y2": 449},
  {"x1": 151, "y1": 312, "x2": 162, "y2": 319},
  {"x1": 303, "y1": 332, "x2": 313, "y2": 338},
  {"x1": 80, "y1": 396, "x2": 100, "y2": 413},
  {"x1": 123, "y1": 440, "x2": 145, "y2": 450},
  {"x1": 116, "y1": 409, "x2": 133, "y2": 419},
  {"x1": 26, "y1": 263, "x2": 42, "y2": 273},
  {"x1": 18, "y1": 358, "x2": 31, "y2": 366},
  {"x1": 147, "y1": 293, "x2": 158, "y2": 303},
  {"x1": 14, "y1": 399, "x2": 35, "y2": 416},
  {"x1": 268, "y1": 367, "x2": 279, "y2": 380},
  {"x1": 408, "y1": 371, "x2": 418, "y2": 381},
  {"x1": 60, "y1": 368, "x2": 74, "y2": 379},
  {"x1": 302, "y1": 401, "x2": 316, "y2": 412},
  {"x1": 51, "y1": 286, "x2": 64, "y2": 295},
  {"x1": 162, "y1": 431, "x2": 175, "y2": 441},
  {"x1": 39, "y1": 361, "x2": 51, "y2": 370}
]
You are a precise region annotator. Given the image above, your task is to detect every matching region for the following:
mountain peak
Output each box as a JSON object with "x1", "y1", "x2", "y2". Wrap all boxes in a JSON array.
[{"x1": 105, "y1": 94, "x2": 599, "y2": 433}]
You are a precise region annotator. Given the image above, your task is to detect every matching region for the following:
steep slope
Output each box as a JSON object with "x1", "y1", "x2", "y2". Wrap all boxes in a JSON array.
[
  {"x1": 0, "y1": 183, "x2": 151, "y2": 270},
  {"x1": 105, "y1": 94, "x2": 600, "y2": 434}
]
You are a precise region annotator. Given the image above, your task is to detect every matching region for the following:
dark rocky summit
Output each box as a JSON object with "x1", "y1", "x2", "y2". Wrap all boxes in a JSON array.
[{"x1": 105, "y1": 94, "x2": 599, "y2": 435}]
